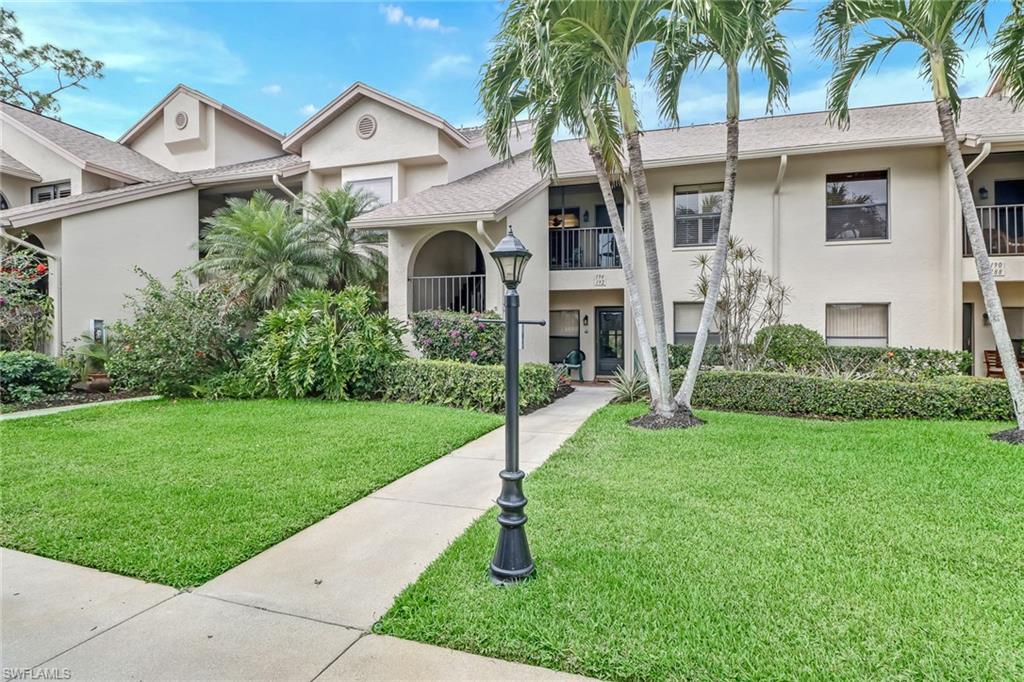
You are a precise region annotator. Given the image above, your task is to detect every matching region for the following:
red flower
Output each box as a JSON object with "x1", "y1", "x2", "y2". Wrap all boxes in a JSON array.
[
  {"x1": 36, "y1": 263, "x2": 47, "y2": 274},
  {"x1": 195, "y1": 350, "x2": 206, "y2": 359}
]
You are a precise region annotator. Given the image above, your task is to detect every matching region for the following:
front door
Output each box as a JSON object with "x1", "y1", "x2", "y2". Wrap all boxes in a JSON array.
[
  {"x1": 963, "y1": 302, "x2": 974, "y2": 375},
  {"x1": 595, "y1": 306, "x2": 625, "y2": 376}
]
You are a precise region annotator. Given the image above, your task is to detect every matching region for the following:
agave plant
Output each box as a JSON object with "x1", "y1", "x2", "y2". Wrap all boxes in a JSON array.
[{"x1": 609, "y1": 367, "x2": 650, "y2": 404}]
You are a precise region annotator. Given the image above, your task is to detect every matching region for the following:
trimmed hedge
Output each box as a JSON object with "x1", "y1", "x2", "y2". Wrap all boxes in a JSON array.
[
  {"x1": 755, "y1": 324, "x2": 826, "y2": 369},
  {"x1": 671, "y1": 369, "x2": 1012, "y2": 421},
  {"x1": 667, "y1": 344, "x2": 724, "y2": 369},
  {"x1": 827, "y1": 346, "x2": 972, "y2": 378},
  {"x1": 382, "y1": 359, "x2": 555, "y2": 413}
]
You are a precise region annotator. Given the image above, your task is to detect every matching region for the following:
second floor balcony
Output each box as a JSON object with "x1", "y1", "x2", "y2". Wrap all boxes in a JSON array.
[
  {"x1": 549, "y1": 226, "x2": 622, "y2": 270},
  {"x1": 966, "y1": 204, "x2": 1024, "y2": 256}
]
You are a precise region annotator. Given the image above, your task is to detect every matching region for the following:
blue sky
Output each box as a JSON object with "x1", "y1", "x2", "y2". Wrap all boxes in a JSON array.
[{"x1": 8, "y1": 1, "x2": 1012, "y2": 141}]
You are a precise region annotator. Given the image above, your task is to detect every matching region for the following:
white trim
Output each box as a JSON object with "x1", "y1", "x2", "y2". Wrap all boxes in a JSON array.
[
  {"x1": 0, "y1": 161, "x2": 42, "y2": 182},
  {"x1": 282, "y1": 82, "x2": 471, "y2": 154},
  {"x1": 119, "y1": 83, "x2": 283, "y2": 144},
  {"x1": 0, "y1": 180, "x2": 193, "y2": 228}
]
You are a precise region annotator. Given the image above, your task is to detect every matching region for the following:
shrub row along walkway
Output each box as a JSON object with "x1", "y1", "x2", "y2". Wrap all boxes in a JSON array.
[{"x1": 2, "y1": 386, "x2": 612, "y2": 680}]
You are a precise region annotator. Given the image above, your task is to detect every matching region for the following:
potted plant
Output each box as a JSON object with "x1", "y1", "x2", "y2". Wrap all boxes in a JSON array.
[{"x1": 75, "y1": 332, "x2": 112, "y2": 391}]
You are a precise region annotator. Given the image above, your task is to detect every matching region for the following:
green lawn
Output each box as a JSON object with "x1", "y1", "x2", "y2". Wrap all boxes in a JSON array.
[
  {"x1": 1, "y1": 399, "x2": 500, "y2": 588},
  {"x1": 377, "y1": 406, "x2": 1024, "y2": 680}
]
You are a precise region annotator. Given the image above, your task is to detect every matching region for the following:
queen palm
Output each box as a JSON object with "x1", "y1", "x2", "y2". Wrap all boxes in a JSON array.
[
  {"x1": 303, "y1": 186, "x2": 388, "y2": 295},
  {"x1": 481, "y1": 0, "x2": 680, "y2": 418},
  {"x1": 816, "y1": 0, "x2": 1024, "y2": 431},
  {"x1": 194, "y1": 190, "x2": 330, "y2": 310},
  {"x1": 652, "y1": 0, "x2": 790, "y2": 408}
]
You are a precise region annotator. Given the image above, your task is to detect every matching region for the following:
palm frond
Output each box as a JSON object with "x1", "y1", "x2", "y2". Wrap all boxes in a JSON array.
[{"x1": 990, "y1": 0, "x2": 1024, "y2": 108}]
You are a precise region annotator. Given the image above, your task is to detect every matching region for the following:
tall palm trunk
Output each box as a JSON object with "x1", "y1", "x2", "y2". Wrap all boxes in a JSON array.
[
  {"x1": 588, "y1": 142, "x2": 663, "y2": 402},
  {"x1": 615, "y1": 74, "x2": 675, "y2": 417},
  {"x1": 677, "y1": 64, "x2": 740, "y2": 406},
  {"x1": 935, "y1": 97, "x2": 1024, "y2": 430}
]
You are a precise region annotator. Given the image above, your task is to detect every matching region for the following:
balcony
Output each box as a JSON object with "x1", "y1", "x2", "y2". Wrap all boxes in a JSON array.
[
  {"x1": 549, "y1": 226, "x2": 622, "y2": 270},
  {"x1": 410, "y1": 274, "x2": 485, "y2": 314},
  {"x1": 965, "y1": 204, "x2": 1024, "y2": 256}
]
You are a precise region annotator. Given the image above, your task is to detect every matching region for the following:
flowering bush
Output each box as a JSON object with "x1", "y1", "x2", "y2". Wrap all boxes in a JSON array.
[
  {"x1": 106, "y1": 270, "x2": 252, "y2": 396},
  {"x1": 410, "y1": 310, "x2": 503, "y2": 364},
  {"x1": 1, "y1": 242, "x2": 52, "y2": 351}
]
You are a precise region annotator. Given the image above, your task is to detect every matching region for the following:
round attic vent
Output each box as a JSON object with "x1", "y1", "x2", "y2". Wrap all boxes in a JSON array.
[
  {"x1": 356, "y1": 114, "x2": 377, "y2": 139},
  {"x1": 174, "y1": 111, "x2": 189, "y2": 130}
]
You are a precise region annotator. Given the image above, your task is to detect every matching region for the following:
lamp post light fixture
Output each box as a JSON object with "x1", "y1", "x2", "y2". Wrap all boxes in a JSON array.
[{"x1": 486, "y1": 226, "x2": 544, "y2": 585}]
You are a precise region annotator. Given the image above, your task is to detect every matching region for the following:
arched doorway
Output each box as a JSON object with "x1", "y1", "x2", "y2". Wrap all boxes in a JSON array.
[
  {"x1": 21, "y1": 234, "x2": 49, "y2": 297},
  {"x1": 410, "y1": 231, "x2": 486, "y2": 313}
]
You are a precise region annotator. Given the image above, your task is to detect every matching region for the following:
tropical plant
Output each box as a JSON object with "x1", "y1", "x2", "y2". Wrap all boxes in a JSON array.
[
  {"x1": 410, "y1": 309, "x2": 504, "y2": 364},
  {"x1": 815, "y1": 0, "x2": 1024, "y2": 431},
  {"x1": 240, "y1": 287, "x2": 406, "y2": 400},
  {"x1": 0, "y1": 8, "x2": 104, "y2": 116},
  {"x1": 74, "y1": 331, "x2": 113, "y2": 375},
  {"x1": 193, "y1": 190, "x2": 331, "y2": 310},
  {"x1": 0, "y1": 350, "x2": 71, "y2": 403},
  {"x1": 106, "y1": 270, "x2": 251, "y2": 396},
  {"x1": 609, "y1": 366, "x2": 650, "y2": 403},
  {"x1": 0, "y1": 238, "x2": 52, "y2": 351},
  {"x1": 302, "y1": 186, "x2": 388, "y2": 295},
  {"x1": 653, "y1": 0, "x2": 791, "y2": 407},
  {"x1": 693, "y1": 238, "x2": 788, "y2": 370},
  {"x1": 481, "y1": 0, "x2": 679, "y2": 420}
]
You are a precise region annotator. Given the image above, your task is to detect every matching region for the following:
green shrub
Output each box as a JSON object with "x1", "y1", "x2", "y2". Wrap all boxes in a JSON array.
[
  {"x1": 241, "y1": 287, "x2": 405, "y2": 400},
  {"x1": 667, "y1": 344, "x2": 724, "y2": 369},
  {"x1": 107, "y1": 271, "x2": 252, "y2": 396},
  {"x1": 410, "y1": 309, "x2": 503, "y2": 364},
  {"x1": 0, "y1": 242, "x2": 53, "y2": 352},
  {"x1": 672, "y1": 369, "x2": 1011, "y2": 421},
  {"x1": 382, "y1": 359, "x2": 555, "y2": 413},
  {"x1": 608, "y1": 367, "x2": 649, "y2": 404},
  {"x1": 826, "y1": 346, "x2": 972, "y2": 380},
  {"x1": 755, "y1": 324, "x2": 826, "y2": 369},
  {"x1": 0, "y1": 351, "x2": 72, "y2": 403}
]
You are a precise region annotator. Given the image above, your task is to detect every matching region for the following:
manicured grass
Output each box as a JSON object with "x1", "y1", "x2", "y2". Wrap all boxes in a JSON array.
[
  {"x1": 1, "y1": 399, "x2": 500, "y2": 588},
  {"x1": 377, "y1": 406, "x2": 1024, "y2": 680}
]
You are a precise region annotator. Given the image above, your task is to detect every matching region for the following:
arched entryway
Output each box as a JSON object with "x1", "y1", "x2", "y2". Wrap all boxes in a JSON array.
[
  {"x1": 21, "y1": 233, "x2": 49, "y2": 297},
  {"x1": 410, "y1": 231, "x2": 486, "y2": 313}
]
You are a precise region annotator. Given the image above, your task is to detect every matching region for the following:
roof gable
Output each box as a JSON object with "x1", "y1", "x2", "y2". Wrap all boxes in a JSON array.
[
  {"x1": 281, "y1": 82, "x2": 473, "y2": 154},
  {"x1": 118, "y1": 84, "x2": 283, "y2": 145}
]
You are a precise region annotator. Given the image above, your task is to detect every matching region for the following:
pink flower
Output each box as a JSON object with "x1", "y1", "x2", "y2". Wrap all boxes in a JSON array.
[
  {"x1": 469, "y1": 350, "x2": 478, "y2": 359},
  {"x1": 423, "y1": 338, "x2": 433, "y2": 346}
]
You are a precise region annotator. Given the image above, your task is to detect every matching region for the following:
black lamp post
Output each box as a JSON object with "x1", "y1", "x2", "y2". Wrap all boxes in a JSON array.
[{"x1": 488, "y1": 226, "x2": 539, "y2": 585}]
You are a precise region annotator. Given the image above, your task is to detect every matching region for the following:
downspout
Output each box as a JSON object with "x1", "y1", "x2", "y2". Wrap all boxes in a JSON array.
[
  {"x1": 1, "y1": 222, "x2": 63, "y2": 354},
  {"x1": 272, "y1": 173, "x2": 299, "y2": 201},
  {"x1": 476, "y1": 219, "x2": 495, "y2": 249},
  {"x1": 771, "y1": 154, "x2": 788, "y2": 277},
  {"x1": 965, "y1": 141, "x2": 991, "y2": 175}
]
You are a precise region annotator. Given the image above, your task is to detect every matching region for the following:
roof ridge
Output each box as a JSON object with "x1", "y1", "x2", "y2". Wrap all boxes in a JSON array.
[{"x1": 0, "y1": 99, "x2": 115, "y2": 141}]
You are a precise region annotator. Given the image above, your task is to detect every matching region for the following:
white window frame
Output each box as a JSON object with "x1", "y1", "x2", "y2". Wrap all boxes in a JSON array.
[
  {"x1": 673, "y1": 183, "x2": 724, "y2": 248},
  {"x1": 347, "y1": 177, "x2": 393, "y2": 206},
  {"x1": 825, "y1": 303, "x2": 890, "y2": 347},
  {"x1": 673, "y1": 301, "x2": 719, "y2": 346}
]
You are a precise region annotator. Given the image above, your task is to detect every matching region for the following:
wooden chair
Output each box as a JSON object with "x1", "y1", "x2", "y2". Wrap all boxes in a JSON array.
[{"x1": 985, "y1": 350, "x2": 1005, "y2": 378}]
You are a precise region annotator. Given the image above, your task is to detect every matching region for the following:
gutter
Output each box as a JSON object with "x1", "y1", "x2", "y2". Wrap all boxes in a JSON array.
[
  {"x1": 272, "y1": 173, "x2": 299, "y2": 200},
  {"x1": 771, "y1": 154, "x2": 788, "y2": 277},
  {"x1": 965, "y1": 141, "x2": 991, "y2": 175},
  {"x1": 0, "y1": 221, "x2": 62, "y2": 353}
]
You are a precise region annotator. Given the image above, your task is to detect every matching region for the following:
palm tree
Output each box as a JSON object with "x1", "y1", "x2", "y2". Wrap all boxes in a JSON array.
[
  {"x1": 480, "y1": 0, "x2": 674, "y2": 416},
  {"x1": 302, "y1": 186, "x2": 388, "y2": 295},
  {"x1": 991, "y1": 0, "x2": 1023, "y2": 105},
  {"x1": 194, "y1": 190, "x2": 330, "y2": 310},
  {"x1": 816, "y1": 0, "x2": 1024, "y2": 431},
  {"x1": 652, "y1": 0, "x2": 791, "y2": 408}
]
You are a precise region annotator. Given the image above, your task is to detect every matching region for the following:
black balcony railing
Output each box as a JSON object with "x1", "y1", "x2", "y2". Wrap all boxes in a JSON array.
[
  {"x1": 966, "y1": 204, "x2": 1024, "y2": 256},
  {"x1": 410, "y1": 274, "x2": 485, "y2": 313},
  {"x1": 549, "y1": 226, "x2": 622, "y2": 270}
]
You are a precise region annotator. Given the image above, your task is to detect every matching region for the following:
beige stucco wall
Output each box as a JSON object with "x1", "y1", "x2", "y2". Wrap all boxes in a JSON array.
[
  {"x1": 213, "y1": 111, "x2": 282, "y2": 167},
  {"x1": 969, "y1": 151, "x2": 1024, "y2": 207},
  {"x1": 964, "y1": 281, "x2": 1024, "y2": 376},
  {"x1": 1, "y1": 174, "x2": 36, "y2": 207},
  {"x1": 55, "y1": 189, "x2": 199, "y2": 346},
  {"x1": 549, "y1": 289, "x2": 627, "y2": 381},
  {"x1": 1, "y1": 123, "x2": 85, "y2": 194}
]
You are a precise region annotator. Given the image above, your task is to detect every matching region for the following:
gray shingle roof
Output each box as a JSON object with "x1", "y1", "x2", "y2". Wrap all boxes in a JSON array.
[
  {"x1": 1, "y1": 102, "x2": 176, "y2": 182},
  {"x1": 183, "y1": 154, "x2": 305, "y2": 181},
  {"x1": 0, "y1": 149, "x2": 40, "y2": 179},
  {"x1": 353, "y1": 96, "x2": 1023, "y2": 226}
]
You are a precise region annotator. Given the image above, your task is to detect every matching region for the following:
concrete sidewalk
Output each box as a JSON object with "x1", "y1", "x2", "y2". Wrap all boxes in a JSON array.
[{"x1": 2, "y1": 386, "x2": 611, "y2": 681}]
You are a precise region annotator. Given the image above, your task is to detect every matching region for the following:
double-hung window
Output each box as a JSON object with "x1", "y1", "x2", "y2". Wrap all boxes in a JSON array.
[
  {"x1": 825, "y1": 170, "x2": 889, "y2": 241},
  {"x1": 30, "y1": 182, "x2": 71, "y2": 204},
  {"x1": 674, "y1": 183, "x2": 723, "y2": 247},
  {"x1": 825, "y1": 303, "x2": 889, "y2": 347},
  {"x1": 673, "y1": 302, "x2": 719, "y2": 346},
  {"x1": 347, "y1": 177, "x2": 392, "y2": 206}
]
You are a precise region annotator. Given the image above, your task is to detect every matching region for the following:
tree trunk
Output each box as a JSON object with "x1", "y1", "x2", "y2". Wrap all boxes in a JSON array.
[
  {"x1": 588, "y1": 143, "x2": 663, "y2": 400},
  {"x1": 677, "y1": 118, "x2": 738, "y2": 406},
  {"x1": 936, "y1": 97, "x2": 1024, "y2": 430}
]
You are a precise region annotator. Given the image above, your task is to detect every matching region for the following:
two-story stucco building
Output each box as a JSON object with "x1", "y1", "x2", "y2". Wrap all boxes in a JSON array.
[{"x1": 2, "y1": 80, "x2": 1022, "y2": 378}]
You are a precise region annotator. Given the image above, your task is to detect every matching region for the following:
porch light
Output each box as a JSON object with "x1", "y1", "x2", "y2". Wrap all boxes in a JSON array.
[
  {"x1": 978, "y1": 186, "x2": 989, "y2": 200},
  {"x1": 490, "y1": 226, "x2": 532, "y2": 289}
]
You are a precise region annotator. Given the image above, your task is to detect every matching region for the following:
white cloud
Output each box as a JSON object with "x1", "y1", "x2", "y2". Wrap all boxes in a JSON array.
[
  {"x1": 299, "y1": 104, "x2": 318, "y2": 116},
  {"x1": 261, "y1": 84, "x2": 283, "y2": 96},
  {"x1": 379, "y1": 4, "x2": 454, "y2": 32},
  {"x1": 426, "y1": 54, "x2": 473, "y2": 78},
  {"x1": 14, "y1": 3, "x2": 247, "y2": 85}
]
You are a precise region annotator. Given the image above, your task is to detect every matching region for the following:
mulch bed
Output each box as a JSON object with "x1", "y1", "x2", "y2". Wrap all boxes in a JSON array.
[
  {"x1": 520, "y1": 383, "x2": 575, "y2": 416},
  {"x1": 990, "y1": 428, "x2": 1024, "y2": 445},
  {"x1": 628, "y1": 409, "x2": 705, "y2": 430},
  {"x1": 1, "y1": 390, "x2": 152, "y2": 414}
]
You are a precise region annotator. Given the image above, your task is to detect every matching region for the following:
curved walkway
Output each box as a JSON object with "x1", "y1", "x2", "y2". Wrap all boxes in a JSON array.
[{"x1": 1, "y1": 386, "x2": 612, "y2": 680}]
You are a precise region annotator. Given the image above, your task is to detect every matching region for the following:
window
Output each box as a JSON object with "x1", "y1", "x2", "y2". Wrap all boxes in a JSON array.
[
  {"x1": 347, "y1": 177, "x2": 392, "y2": 206},
  {"x1": 826, "y1": 170, "x2": 888, "y2": 241},
  {"x1": 549, "y1": 310, "x2": 581, "y2": 363},
  {"x1": 825, "y1": 303, "x2": 889, "y2": 346},
  {"x1": 31, "y1": 182, "x2": 71, "y2": 204},
  {"x1": 674, "y1": 183, "x2": 723, "y2": 247},
  {"x1": 673, "y1": 302, "x2": 719, "y2": 346}
]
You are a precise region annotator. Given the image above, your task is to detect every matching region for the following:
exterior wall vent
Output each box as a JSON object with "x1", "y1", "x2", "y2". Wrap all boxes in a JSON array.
[
  {"x1": 356, "y1": 114, "x2": 377, "y2": 139},
  {"x1": 174, "y1": 111, "x2": 189, "y2": 130}
]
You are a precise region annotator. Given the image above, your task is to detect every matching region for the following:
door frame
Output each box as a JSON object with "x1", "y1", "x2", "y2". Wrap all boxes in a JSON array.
[
  {"x1": 963, "y1": 302, "x2": 974, "y2": 375},
  {"x1": 594, "y1": 305, "x2": 625, "y2": 376}
]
